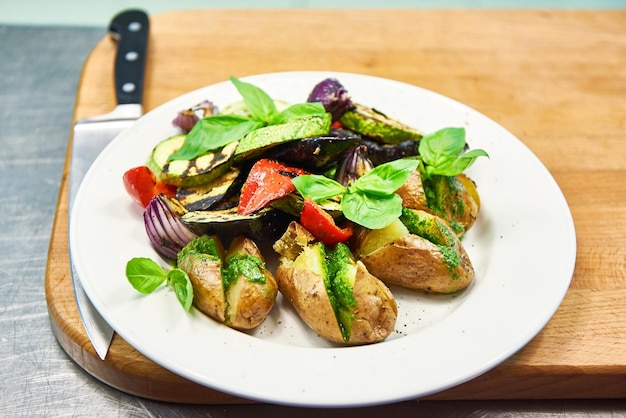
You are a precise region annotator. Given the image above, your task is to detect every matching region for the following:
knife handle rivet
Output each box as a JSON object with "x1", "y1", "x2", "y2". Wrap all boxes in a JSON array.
[
  {"x1": 125, "y1": 51, "x2": 139, "y2": 61},
  {"x1": 128, "y1": 21, "x2": 142, "y2": 32},
  {"x1": 122, "y1": 82, "x2": 136, "y2": 93}
]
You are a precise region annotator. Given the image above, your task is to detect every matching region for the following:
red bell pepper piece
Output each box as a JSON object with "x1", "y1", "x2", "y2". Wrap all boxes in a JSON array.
[
  {"x1": 238, "y1": 159, "x2": 308, "y2": 215},
  {"x1": 300, "y1": 198, "x2": 353, "y2": 246},
  {"x1": 123, "y1": 165, "x2": 177, "y2": 208}
]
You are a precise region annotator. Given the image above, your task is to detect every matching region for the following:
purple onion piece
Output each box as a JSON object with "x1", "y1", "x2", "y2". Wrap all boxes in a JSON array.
[
  {"x1": 335, "y1": 144, "x2": 374, "y2": 187},
  {"x1": 171, "y1": 100, "x2": 218, "y2": 133},
  {"x1": 172, "y1": 109, "x2": 199, "y2": 133},
  {"x1": 144, "y1": 195, "x2": 198, "y2": 259},
  {"x1": 307, "y1": 78, "x2": 353, "y2": 121}
]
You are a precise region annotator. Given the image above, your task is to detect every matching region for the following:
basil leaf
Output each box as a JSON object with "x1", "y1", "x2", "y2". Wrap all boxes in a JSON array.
[
  {"x1": 426, "y1": 148, "x2": 490, "y2": 177},
  {"x1": 275, "y1": 102, "x2": 326, "y2": 124},
  {"x1": 418, "y1": 127, "x2": 467, "y2": 168},
  {"x1": 167, "y1": 268, "x2": 194, "y2": 311},
  {"x1": 126, "y1": 257, "x2": 167, "y2": 294},
  {"x1": 352, "y1": 158, "x2": 420, "y2": 197},
  {"x1": 168, "y1": 115, "x2": 263, "y2": 161},
  {"x1": 292, "y1": 174, "x2": 347, "y2": 202},
  {"x1": 230, "y1": 76, "x2": 278, "y2": 124},
  {"x1": 342, "y1": 192, "x2": 403, "y2": 230}
]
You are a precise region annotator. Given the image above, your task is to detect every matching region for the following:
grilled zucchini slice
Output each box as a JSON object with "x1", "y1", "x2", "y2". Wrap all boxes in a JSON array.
[
  {"x1": 339, "y1": 103, "x2": 422, "y2": 144},
  {"x1": 148, "y1": 134, "x2": 237, "y2": 188}
]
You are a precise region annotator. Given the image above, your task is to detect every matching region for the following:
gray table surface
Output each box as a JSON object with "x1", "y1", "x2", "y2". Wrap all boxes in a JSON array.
[{"x1": 2, "y1": 24, "x2": 626, "y2": 417}]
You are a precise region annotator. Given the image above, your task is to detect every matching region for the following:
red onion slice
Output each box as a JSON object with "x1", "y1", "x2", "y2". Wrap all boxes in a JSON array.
[{"x1": 144, "y1": 195, "x2": 198, "y2": 259}]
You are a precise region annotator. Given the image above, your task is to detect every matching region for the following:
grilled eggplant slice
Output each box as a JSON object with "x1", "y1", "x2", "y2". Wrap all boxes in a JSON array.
[
  {"x1": 181, "y1": 207, "x2": 294, "y2": 243},
  {"x1": 339, "y1": 103, "x2": 422, "y2": 144},
  {"x1": 175, "y1": 167, "x2": 244, "y2": 211},
  {"x1": 262, "y1": 128, "x2": 360, "y2": 171},
  {"x1": 361, "y1": 138, "x2": 420, "y2": 166}
]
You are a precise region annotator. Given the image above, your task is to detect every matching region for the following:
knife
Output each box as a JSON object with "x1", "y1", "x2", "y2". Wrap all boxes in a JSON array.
[{"x1": 68, "y1": 9, "x2": 149, "y2": 360}]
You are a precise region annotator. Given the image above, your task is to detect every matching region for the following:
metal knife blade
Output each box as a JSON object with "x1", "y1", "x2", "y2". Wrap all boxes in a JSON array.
[{"x1": 68, "y1": 9, "x2": 149, "y2": 360}]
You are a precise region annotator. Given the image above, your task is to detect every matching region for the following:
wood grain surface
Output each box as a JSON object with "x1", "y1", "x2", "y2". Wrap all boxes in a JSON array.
[{"x1": 45, "y1": 9, "x2": 626, "y2": 403}]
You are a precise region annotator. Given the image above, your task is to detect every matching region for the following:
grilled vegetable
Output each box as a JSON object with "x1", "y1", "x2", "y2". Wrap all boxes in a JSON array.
[
  {"x1": 361, "y1": 138, "x2": 420, "y2": 166},
  {"x1": 123, "y1": 165, "x2": 176, "y2": 208},
  {"x1": 270, "y1": 192, "x2": 342, "y2": 219},
  {"x1": 176, "y1": 167, "x2": 243, "y2": 211},
  {"x1": 262, "y1": 128, "x2": 360, "y2": 171},
  {"x1": 237, "y1": 159, "x2": 308, "y2": 215},
  {"x1": 339, "y1": 103, "x2": 423, "y2": 144},
  {"x1": 144, "y1": 194, "x2": 199, "y2": 259},
  {"x1": 299, "y1": 198, "x2": 353, "y2": 246},
  {"x1": 233, "y1": 113, "x2": 332, "y2": 162},
  {"x1": 334, "y1": 144, "x2": 373, "y2": 187},
  {"x1": 147, "y1": 134, "x2": 237, "y2": 188},
  {"x1": 181, "y1": 206, "x2": 294, "y2": 243},
  {"x1": 306, "y1": 77, "x2": 353, "y2": 121},
  {"x1": 172, "y1": 100, "x2": 217, "y2": 133},
  {"x1": 273, "y1": 222, "x2": 397, "y2": 344}
]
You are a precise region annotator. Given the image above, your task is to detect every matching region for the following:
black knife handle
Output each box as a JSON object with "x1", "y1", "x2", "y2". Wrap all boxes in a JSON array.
[{"x1": 109, "y1": 10, "x2": 149, "y2": 106}]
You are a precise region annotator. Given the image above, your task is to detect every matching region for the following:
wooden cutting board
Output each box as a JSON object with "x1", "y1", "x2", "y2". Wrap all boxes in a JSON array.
[{"x1": 45, "y1": 9, "x2": 626, "y2": 403}]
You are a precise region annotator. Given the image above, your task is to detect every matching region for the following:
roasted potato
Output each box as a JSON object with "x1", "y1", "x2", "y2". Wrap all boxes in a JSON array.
[
  {"x1": 353, "y1": 209, "x2": 474, "y2": 293},
  {"x1": 223, "y1": 236, "x2": 278, "y2": 329},
  {"x1": 396, "y1": 170, "x2": 480, "y2": 237},
  {"x1": 177, "y1": 236, "x2": 227, "y2": 322},
  {"x1": 273, "y1": 222, "x2": 397, "y2": 345},
  {"x1": 178, "y1": 235, "x2": 278, "y2": 330}
]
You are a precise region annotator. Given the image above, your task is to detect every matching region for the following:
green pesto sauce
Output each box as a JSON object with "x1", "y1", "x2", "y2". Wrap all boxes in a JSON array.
[
  {"x1": 449, "y1": 219, "x2": 464, "y2": 235},
  {"x1": 400, "y1": 208, "x2": 461, "y2": 277},
  {"x1": 177, "y1": 235, "x2": 221, "y2": 265},
  {"x1": 222, "y1": 253, "x2": 266, "y2": 290},
  {"x1": 423, "y1": 175, "x2": 466, "y2": 234},
  {"x1": 323, "y1": 242, "x2": 357, "y2": 343}
]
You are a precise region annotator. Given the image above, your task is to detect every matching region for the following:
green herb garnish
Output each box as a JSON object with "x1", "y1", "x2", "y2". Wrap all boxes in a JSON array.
[
  {"x1": 167, "y1": 76, "x2": 327, "y2": 161},
  {"x1": 419, "y1": 127, "x2": 489, "y2": 179},
  {"x1": 293, "y1": 158, "x2": 420, "y2": 230},
  {"x1": 125, "y1": 257, "x2": 194, "y2": 311}
]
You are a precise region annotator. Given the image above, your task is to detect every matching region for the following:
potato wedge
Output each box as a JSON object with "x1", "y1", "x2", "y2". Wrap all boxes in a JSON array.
[
  {"x1": 274, "y1": 222, "x2": 397, "y2": 345},
  {"x1": 396, "y1": 171, "x2": 480, "y2": 237},
  {"x1": 426, "y1": 173, "x2": 480, "y2": 236},
  {"x1": 177, "y1": 236, "x2": 226, "y2": 323},
  {"x1": 396, "y1": 169, "x2": 429, "y2": 212},
  {"x1": 355, "y1": 209, "x2": 474, "y2": 293},
  {"x1": 224, "y1": 236, "x2": 278, "y2": 330}
]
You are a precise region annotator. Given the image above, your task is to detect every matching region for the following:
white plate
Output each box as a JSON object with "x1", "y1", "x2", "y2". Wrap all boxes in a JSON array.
[{"x1": 70, "y1": 71, "x2": 576, "y2": 407}]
